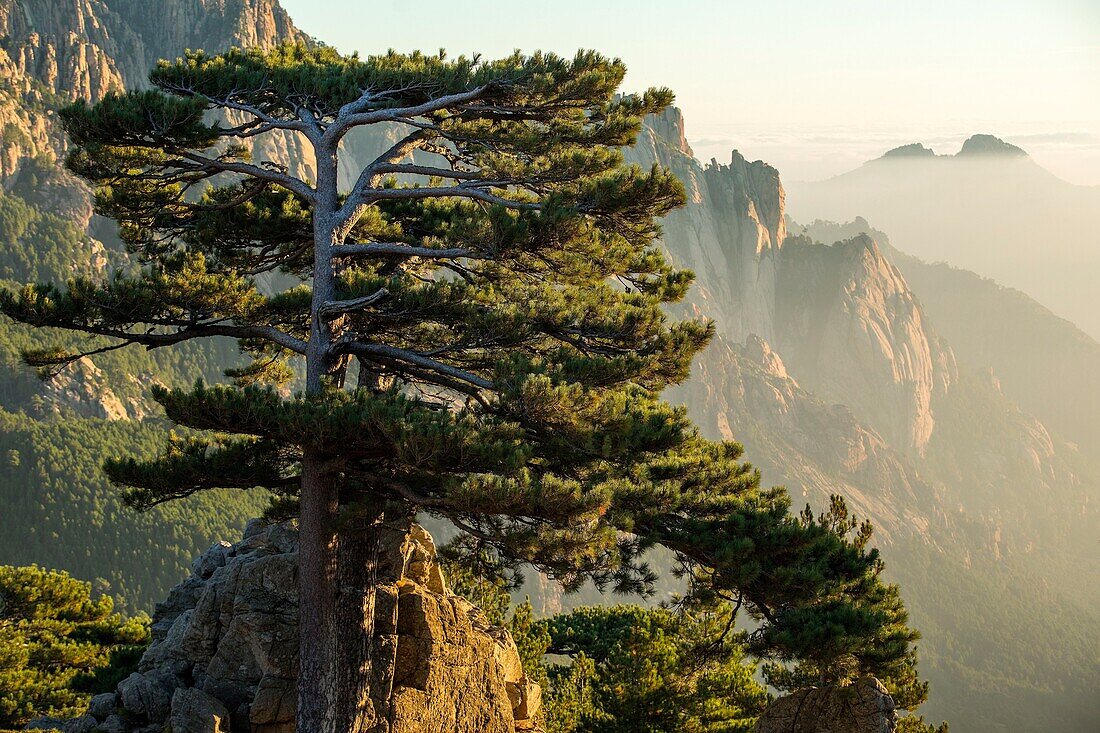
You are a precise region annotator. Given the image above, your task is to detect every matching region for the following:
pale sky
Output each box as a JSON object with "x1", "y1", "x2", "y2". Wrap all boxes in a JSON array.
[{"x1": 280, "y1": 0, "x2": 1100, "y2": 184}]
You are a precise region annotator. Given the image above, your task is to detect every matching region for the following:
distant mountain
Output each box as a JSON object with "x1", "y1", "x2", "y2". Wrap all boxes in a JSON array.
[
  {"x1": 797, "y1": 216, "x2": 1100, "y2": 462},
  {"x1": 628, "y1": 112, "x2": 1099, "y2": 731},
  {"x1": 785, "y1": 135, "x2": 1100, "y2": 340}
]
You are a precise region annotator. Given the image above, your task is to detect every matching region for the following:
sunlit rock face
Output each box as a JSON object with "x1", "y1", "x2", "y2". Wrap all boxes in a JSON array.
[
  {"x1": 638, "y1": 108, "x2": 1091, "y2": 570},
  {"x1": 774, "y1": 233, "x2": 955, "y2": 454},
  {"x1": 0, "y1": 0, "x2": 304, "y2": 101},
  {"x1": 0, "y1": 0, "x2": 309, "y2": 188}
]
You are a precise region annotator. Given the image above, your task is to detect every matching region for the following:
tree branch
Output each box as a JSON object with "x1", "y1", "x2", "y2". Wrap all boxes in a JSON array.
[
  {"x1": 43, "y1": 322, "x2": 308, "y2": 356},
  {"x1": 337, "y1": 129, "x2": 435, "y2": 232},
  {"x1": 326, "y1": 85, "x2": 494, "y2": 142},
  {"x1": 333, "y1": 243, "x2": 479, "y2": 259},
  {"x1": 317, "y1": 289, "x2": 390, "y2": 320},
  {"x1": 372, "y1": 162, "x2": 487, "y2": 181},
  {"x1": 336, "y1": 341, "x2": 493, "y2": 390},
  {"x1": 160, "y1": 81, "x2": 317, "y2": 141},
  {"x1": 178, "y1": 151, "x2": 316, "y2": 202},
  {"x1": 357, "y1": 185, "x2": 539, "y2": 209},
  {"x1": 382, "y1": 479, "x2": 451, "y2": 508}
]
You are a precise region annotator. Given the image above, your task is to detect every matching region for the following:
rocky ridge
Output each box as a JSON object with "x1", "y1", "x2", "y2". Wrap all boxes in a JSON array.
[
  {"x1": 876, "y1": 135, "x2": 1028, "y2": 161},
  {"x1": 29, "y1": 520, "x2": 543, "y2": 733},
  {"x1": 0, "y1": 0, "x2": 318, "y2": 419},
  {"x1": 1, "y1": 1, "x2": 1096, "y2": 728},
  {"x1": 630, "y1": 110, "x2": 954, "y2": 457},
  {"x1": 0, "y1": 0, "x2": 304, "y2": 103},
  {"x1": 637, "y1": 108, "x2": 1091, "y2": 552}
]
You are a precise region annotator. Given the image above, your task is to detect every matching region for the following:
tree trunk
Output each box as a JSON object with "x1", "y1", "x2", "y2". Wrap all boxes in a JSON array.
[
  {"x1": 297, "y1": 450, "x2": 339, "y2": 733},
  {"x1": 298, "y1": 142, "x2": 345, "y2": 733},
  {"x1": 333, "y1": 502, "x2": 390, "y2": 732}
]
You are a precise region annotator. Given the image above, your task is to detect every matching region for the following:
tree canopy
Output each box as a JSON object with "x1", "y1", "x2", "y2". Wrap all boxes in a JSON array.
[{"x1": 0, "y1": 42, "x2": 930, "y2": 728}]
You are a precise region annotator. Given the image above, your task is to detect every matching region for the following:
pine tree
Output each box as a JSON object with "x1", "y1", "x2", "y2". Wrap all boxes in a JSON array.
[
  {"x1": 1, "y1": 43, "x2": 708, "y2": 731},
  {"x1": 539, "y1": 604, "x2": 768, "y2": 732},
  {"x1": 0, "y1": 43, "x2": 930, "y2": 729},
  {"x1": 0, "y1": 565, "x2": 149, "y2": 728}
]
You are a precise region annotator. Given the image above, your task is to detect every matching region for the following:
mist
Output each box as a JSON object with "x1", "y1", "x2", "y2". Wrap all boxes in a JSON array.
[{"x1": 786, "y1": 142, "x2": 1100, "y2": 340}]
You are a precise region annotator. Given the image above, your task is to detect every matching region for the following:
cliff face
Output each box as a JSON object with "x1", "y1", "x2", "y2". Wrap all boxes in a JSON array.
[
  {"x1": 0, "y1": 0, "x2": 307, "y2": 187},
  {"x1": 774, "y1": 234, "x2": 955, "y2": 452},
  {"x1": 641, "y1": 110, "x2": 1099, "y2": 731},
  {"x1": 625, "y1": 135, "x2": 786, "y2": 346},
  {"x1": 0, "y1": 0, "x2": 317, "y2": 420},
  {"x1": 637, "y1": 108, "x2": 1096, "y2": 556},
  {"x1": 667, "y1": 334, "x2": 942, "y2": 543},
  {"x1": 631, "y1": 111, "x2": 953, "y2": 456},
  {"x1": 786, "y1": 134, "x2": 1100, "y2": 340},
  {"x1": 0, "y1": 0, "x2": 303, "y2": 100},
  {"x1": 3, "y1": 3, "x2": 1098, "y2": 729}
]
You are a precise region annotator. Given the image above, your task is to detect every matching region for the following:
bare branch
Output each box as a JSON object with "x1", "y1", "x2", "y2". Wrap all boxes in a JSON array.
[
  {"x1": 296, "y1": 106, "x2": 324, "y2": 139},
  {"x1": 383, "y1": 479, "x2": 451, "y2": 508},
  {"x1": 46, "y1": 322, "x2": 308, "y2": 356},
  {"x1": 160, "y1": 81, "x2": 316, "y2": 139},
  {"x1": 317, "y1": 288, "x2": 390, "y2": 320},
  {"x1": 326, "y1": 85, "x2": 495, "y2": 142},
  {"x1": 27, "y1": 341, "x2": 134, "y2": 378},
  {"x1": 225, "y1": 325, "x2": 309, "y2": 354},
  {"x1": 359, "y1": 185, "x2": 539, "y2": 209},
  {"x1": 336, "y1": 341, "x2": 493, "y2": 390},
  {"x1": 372, "y1": 162, "x2": 486, "y2": 181},
  {"x1": 338, "y1": 129, "x2": 435, "y2": 230},
  {"x1": 333, "y1": 243, "x2": 479, "y2": 260},
  {"x1": 178, "y1": 151, "x2": 316, "y2": 202}
]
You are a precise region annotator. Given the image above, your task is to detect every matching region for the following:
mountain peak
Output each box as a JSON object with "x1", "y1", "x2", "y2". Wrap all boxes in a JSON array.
[
  {"x1": 882, "y1": 143, "x2": 936, "y2": 158},
  {"x1": 957, "y1": 134, "x2": 1027, "y2": 157},
  {"x1": 644, "y1": 106, "x2": 694, "y2": 158}
]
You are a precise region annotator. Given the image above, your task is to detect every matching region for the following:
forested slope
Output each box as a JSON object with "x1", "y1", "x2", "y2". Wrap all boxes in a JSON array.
[{"x1": 0, "y1": 0, "x2": 291, "y2": 611}]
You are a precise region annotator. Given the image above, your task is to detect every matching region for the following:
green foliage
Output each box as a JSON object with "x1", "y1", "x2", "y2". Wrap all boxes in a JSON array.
[
  {"x1": 0, "y1": 565, "x2": 149, "y2": 727},
  {"x1": 446, "y1": 563, "x2": 766, "y2": 733},
  {"x1": 540, "y1": 604, "x2": 768, "y2": 733},
  {"x1": 9, "y1": 41, "x2": 714, "y2": 592},
  {"x1": 896, "y1": 713, "x2": 950, "y2": 733},
  {"x1": 0, "y1": 190, "x2": 97, "y2": 284},
  {"x1": 753, "y1": 498, "x2": 927, "y2": 709}
]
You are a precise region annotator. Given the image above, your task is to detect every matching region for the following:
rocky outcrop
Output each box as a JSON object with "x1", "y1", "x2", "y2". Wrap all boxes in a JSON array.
[
  {"x1": 31, "y1": 520, "x2": 542, "y2": 733},
  {"x1": 667, "y1": 333, "x2": 944, "y2": 543},
  {"x1": 632, "y1": 109, "x2": 954, "y2": 455},
  {"x1": 0, "y1": 0, "x2": 305, "y2": 102},
  {"x1": 956, "y1": 134, "x2": 1026, "y2": 157},
  {"x1": 881, "y1": 143, "x2": 935, "y2": 158},
  {"x1": 626, "y1": 113, "x2": 787, "y2": 345},
  {"x1": 40, "y1": 357, "x2": 130, "y2": 420},
  {"x1": 0, "y1": 0, "x2": 309, "y2": 186},
  {"x1": 754, "y1": 677, "x2": 897, "y2": 733},
  {"x1": 640, "y1": 109, "x2": 1091, "y2": 562}
]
